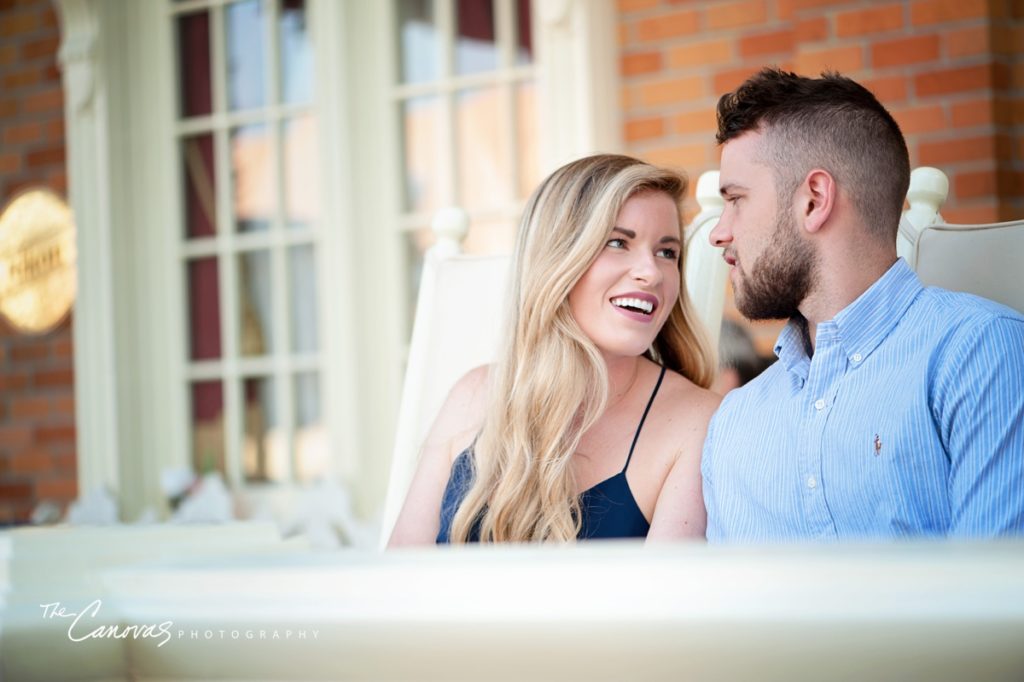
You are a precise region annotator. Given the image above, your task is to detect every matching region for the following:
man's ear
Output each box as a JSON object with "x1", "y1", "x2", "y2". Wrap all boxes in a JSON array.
[{"x1": 796, "y1": 169, "x2": 835, "y2": 235}]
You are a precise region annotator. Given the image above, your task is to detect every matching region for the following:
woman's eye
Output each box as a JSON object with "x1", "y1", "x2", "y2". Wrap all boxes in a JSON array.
[
  {"x1": 606, "y1": 238, "x2": 627, "y2": 249},
  {"x1": 657, "y1": 247, "x2": 679, "y2": 260}
]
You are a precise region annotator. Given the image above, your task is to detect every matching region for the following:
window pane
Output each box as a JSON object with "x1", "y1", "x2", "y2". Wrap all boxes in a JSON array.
[
  {"x1": 231, "y1": 124, "x2": 274, "y2": 233},
  {"x1": 279, "y1": 0, "x2": 313, "y2": 104},
  {"x1": 456, "y1": 87, "x2": 510, "y2": 211},
  {"x1": 401, "y1": 96, "x2": 440, "y2": 214},
  {"x1": 226, "y1": 0, "x2": 266, "y2": 111},
  {"x1": 516, "y1": 81, "x2": 540, "y2": 199},
  {"x1": 283, "y1": 115, "x2": 319, "y2": 229},
  {"x1": 187, "y1": 257, "x2": 222, "y2": 361},
  {"x1": 177, "y1": 11, "x2": 212, "y2": 118},
  {"x1": 456, "y1": 0, "x2": 497, "y2": 75},
  {"x1": 243, "y1": 376, "x2": 287, "y2": 482},
  {"x1": 397, "y1": 0, "x2": 437, "y2": 84},
  {"x1": 294, "y1": 372, "x2": 319, "y2": 427},
  {"x1": 515, "y1": 0, "x2": 532, "y2": 65},
  {"x1": 191, "y1": 381, "x2": 224, "y2": 475},
  {"x1": 182, "y1": 133, "x2": 217, "y2": 239},
  {"x1": 294, "y1": 372, "x2": 326, "y2": 482},
  {"x1": 238, "y1": 250, "x2": 274, "y2": 356},
  {"x1": 288, "y1": 244, "x2": 318, "y2": 353}
]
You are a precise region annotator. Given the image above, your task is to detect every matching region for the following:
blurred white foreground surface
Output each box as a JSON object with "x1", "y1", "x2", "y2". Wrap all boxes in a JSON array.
[{"x1": 2, "y1": 527, "x2": 1023, "y2": 681}]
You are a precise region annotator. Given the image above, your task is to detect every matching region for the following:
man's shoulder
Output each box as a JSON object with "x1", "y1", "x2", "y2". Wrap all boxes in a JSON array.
[
  {"x1": 909, "y1": 287, "x2": 1024, "y2": 359},
  {"x1": 916, "y1": 286, "x2": 1024, "y2": 327}
]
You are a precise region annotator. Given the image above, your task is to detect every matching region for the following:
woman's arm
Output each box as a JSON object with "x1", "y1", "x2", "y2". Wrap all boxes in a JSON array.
[
  {"x1": 646, "y1": 387, "x2": 720, "y2": 542},
  {"x1": 387, "y1": 365, "x2": 490, "y2": 547}
]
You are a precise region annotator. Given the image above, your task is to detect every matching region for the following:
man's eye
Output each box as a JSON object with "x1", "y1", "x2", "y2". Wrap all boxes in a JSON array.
[{"x1": 606, "y1": 238, "x2": 627, "y2": 249}]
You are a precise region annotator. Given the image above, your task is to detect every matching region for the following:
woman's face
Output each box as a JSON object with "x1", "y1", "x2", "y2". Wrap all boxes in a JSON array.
[{"x1": 568, "y1": 190, "x2": 682, "y2": 361}]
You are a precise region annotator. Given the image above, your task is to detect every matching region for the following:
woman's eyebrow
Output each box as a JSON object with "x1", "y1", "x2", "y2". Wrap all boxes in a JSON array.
[{"x1": 612, "y1": 227, "x2": 680, "y2": 245}]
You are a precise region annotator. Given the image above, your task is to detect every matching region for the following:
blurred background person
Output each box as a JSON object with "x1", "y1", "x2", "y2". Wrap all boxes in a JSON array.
[{"x1": 711, "y1": 319, "x2": 774, "y2": 395}]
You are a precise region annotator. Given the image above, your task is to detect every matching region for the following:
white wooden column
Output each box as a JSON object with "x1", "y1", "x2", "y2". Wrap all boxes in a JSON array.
[
  {"x1": 56, "y1": 0, "x2": 119, "y2": 505},
  {"x1": 56, "y1": 0, "x2": 179, "y2": 520},
  {"x1": 534, "y1": 0, "x2": 623, "y2": 173},
  {"x1": 312, "y1": 0, "x2": 405, "y2": 515}
]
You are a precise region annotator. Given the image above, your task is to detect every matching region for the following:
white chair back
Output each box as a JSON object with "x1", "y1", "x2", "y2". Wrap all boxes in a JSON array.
[
  {"x1": 378, "y1": 176, "x2": 730, "y2": 545},
  {"x1": 378, "y1": 208, "x2": 511, "y2": 546},
  {"x1": 685, "y1": 171, "x2": 728, "y2": 345},
  {"x1": 899, "y1": 167, "x2": 1024, "y2": 313}
]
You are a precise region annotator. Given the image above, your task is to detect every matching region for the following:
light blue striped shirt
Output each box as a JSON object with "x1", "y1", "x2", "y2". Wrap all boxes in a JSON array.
[{"x1": 703, "y1": 259, "x2": 1024, "y2": 542}]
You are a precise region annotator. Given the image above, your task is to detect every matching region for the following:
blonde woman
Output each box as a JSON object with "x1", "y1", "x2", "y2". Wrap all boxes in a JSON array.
[{"x1": 389, "y1": 154, "x2": 720, "y2": 545}]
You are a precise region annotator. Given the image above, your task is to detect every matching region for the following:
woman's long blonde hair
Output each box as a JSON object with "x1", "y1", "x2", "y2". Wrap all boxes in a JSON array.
[{"x1": 450, "y1": 154, "x2": 715, "y2": 543}]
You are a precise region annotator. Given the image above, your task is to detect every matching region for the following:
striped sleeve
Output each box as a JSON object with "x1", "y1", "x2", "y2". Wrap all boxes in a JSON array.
[{"x1": 937, "y1": 315, "x2": 1024, "y2": 536}]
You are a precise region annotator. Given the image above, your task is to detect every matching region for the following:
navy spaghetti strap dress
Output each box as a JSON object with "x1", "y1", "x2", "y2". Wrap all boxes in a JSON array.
[{"x1": 436, "y1": 365, "x2": 667, "y2": 542}]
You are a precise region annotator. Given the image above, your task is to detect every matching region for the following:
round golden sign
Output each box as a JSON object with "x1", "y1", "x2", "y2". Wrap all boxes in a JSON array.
[{"x1": 0, "y1": 188, "x2": 77, "y2": 334}]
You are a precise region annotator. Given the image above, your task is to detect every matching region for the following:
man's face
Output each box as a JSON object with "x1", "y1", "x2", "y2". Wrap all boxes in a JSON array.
[{"x1": 710, "y1": 131, "x2": 818, "y2": 320}]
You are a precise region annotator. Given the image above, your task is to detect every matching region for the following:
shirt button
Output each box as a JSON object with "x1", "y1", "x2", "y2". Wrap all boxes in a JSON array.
[
  {"x1": 814, "y1": 399, "x2": 826, "y2": 411},
  {"x1": 852, "y1": 353, "x2": 863, "y2": 363},
  {"x1": 807, "y1": 476, "x2": 817, "y2": 489}
]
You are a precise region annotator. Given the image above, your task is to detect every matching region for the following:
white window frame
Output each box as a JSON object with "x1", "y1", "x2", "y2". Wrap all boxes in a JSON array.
[
  {"x1": 387, "y1": 0, "x2": 623, "y2": 315},
  {"x1": 170, "y1": 0, "x2": 324, "y2": 492},
  {"x1": 391, "y1": 0, "x2": 537, "y2": 227},
  {"x1": 56, "y1": 0, "x2": 620, "y2": 522}
]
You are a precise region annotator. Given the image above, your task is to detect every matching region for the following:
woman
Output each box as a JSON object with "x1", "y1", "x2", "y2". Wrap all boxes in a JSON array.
[{"x1": 389, "y1": 154, "x2": 720, "y2": 545}]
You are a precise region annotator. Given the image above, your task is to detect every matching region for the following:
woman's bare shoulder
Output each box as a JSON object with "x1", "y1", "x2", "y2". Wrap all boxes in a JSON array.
[
  {"x1": 425, "y1": 364, "x2": 493, "y2": 460},
  {"x1": 446, "y1": 364, "x2": 492, "y2": 413},
  {"x1": 652, "y1": 366, "x2": 722, "y2": 436}
]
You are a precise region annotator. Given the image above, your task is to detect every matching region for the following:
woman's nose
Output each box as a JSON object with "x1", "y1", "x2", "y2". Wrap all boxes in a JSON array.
[{"x1": 630, "y1": 252, "x2": 661, "y2": 283}]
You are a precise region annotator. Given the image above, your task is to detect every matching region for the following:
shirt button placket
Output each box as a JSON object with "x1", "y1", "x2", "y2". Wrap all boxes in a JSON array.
[
  {"x1": 806, "y1": 385, "x2": 833, "y2": 535},
  {"x1": 806, "y1": 400, "x2": 825, "y2": 497},
  {"x1": 806, "y1": 333, "x2": 843, "y2": 539}
]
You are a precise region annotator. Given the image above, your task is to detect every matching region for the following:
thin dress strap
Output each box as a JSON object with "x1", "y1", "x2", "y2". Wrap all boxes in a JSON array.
[{"x1": 622, "y1": 364, "x2": 667, "y2": 474}]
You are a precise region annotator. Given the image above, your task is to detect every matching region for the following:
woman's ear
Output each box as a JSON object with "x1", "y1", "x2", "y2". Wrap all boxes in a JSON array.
[{"x1": 796, "y1": 169, "x2": 835, "y2": 235}]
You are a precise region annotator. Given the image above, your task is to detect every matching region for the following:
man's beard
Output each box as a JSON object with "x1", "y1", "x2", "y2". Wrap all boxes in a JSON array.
[{"x1": 732, "y1": 207, "x2": 817, "y2": 321}]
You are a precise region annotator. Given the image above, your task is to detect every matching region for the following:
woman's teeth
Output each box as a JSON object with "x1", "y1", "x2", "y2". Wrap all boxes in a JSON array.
[{"x1": 611, "y1": 297, "x2": 653, "y2": 314}]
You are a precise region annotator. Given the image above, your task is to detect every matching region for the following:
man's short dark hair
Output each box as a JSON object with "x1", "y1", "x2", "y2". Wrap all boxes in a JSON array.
[{"x1": 716, "y1": 67, "x2": 910, "y2": 242}]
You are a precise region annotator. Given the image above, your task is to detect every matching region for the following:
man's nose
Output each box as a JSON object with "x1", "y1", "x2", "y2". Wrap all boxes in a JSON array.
[{"x1": 709, "y1": 215, "x2": 732, "y2": 248}]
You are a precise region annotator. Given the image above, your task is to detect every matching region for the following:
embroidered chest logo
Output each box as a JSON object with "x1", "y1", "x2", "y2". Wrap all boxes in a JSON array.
[{"x1": 873, "y1": 434, "x2": 883, "y2": 456}]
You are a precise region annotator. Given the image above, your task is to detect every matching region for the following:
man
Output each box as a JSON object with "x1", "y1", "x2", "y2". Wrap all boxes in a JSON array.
[{"x1": 701, "y1": 68, "x2": 1024, "y2": 541}]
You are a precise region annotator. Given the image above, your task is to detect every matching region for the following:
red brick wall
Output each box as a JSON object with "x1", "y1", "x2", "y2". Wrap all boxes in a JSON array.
[
  {"x1": 0, "y1": 0, "x2": 76, "y2": 525},
  {"x1": 618, "y1": 0, "x2": 1024, "y2": 354}
]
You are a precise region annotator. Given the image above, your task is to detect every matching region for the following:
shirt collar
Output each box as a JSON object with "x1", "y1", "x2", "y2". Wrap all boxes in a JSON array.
[
  {"x1": 773, "y1": 258, "x2": 923, "y2": 376},
  {"x1": 775, "y1": 316, "x2": 811, "y2": 379},
  {"x1": 832, "y1": 258, "x2": 922, "y2": 362}
]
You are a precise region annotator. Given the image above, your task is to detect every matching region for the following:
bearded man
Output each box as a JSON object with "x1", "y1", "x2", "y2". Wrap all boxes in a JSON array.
[{"x1": 696, "y1": 68, "x2": 1024, "y2": 541}]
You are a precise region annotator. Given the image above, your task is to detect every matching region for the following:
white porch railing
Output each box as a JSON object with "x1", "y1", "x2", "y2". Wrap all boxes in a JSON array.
[{"x1": 3, "y1": 531, "x2": 1024, "y2": 680}]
